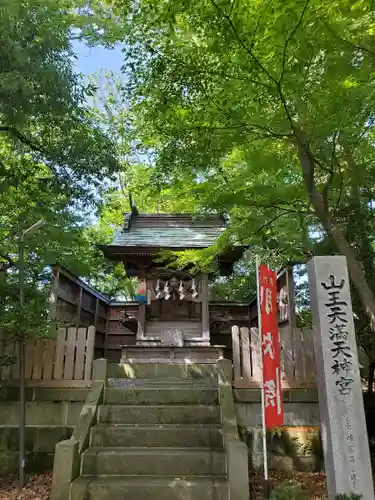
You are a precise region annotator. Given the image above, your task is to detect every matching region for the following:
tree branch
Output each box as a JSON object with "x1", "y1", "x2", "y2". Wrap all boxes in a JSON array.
[
  {"x1": 186, "y1": 122, "x2": 292, "y2": 139},
  {"x1": 322, "y1": 21, "x2": 375, "y2": 58},
  {"x1": 321, "y1": 168, "x2": 335, "y2": 215},
  {"x1": 279, "y1": 0, "x2": 310, "y2": 83},
  {"x1": 0, "y1": 125, "x2": 46, "y2": 155},
  {"x1": 208, "y1": 0, "x2": 278, "y2": 85},
  {"x1": 228, "y1": 0, "x2": 238, "y2": 17},
  {"x1": 0, "y1": 253, "x2": 16, "y2": 268},
  {"x1": 253, "y1": 212, "x2": 290, "y2": 235},
  {"x1": 0, "y1": 125, "x2": 71, "y2": 182}
]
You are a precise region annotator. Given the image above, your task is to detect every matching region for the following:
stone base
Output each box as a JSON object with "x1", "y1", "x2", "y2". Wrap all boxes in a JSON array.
[{"x1": 120, "y1": 345, "x2": 224, "y2": 364}]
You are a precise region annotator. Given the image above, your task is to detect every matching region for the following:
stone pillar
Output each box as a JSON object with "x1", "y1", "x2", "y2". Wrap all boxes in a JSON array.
[{"x1": 308, "y1": 256, "x2": 374, "y2": 499}]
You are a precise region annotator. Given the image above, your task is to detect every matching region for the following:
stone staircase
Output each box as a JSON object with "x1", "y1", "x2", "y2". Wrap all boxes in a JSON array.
[{"x1": 70, "y1": 373, "x2": 228, "y2": 500}]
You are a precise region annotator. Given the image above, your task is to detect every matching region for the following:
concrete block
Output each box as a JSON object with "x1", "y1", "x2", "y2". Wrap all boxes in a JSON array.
[
  {"x1": 98, "y1": 404, "x2": 221, "y2": 425},
  {"x1": 92, "y1": 358, "x2": 108, "y2": 382},
  {"x1": 227, "y1": 439, "x2": 249, "y2": 500},
  {"x1": 0, "y1": 386, "x2": 34, "y2": 401},
  {"x1": 234, "y1": 389, "x2": 261, "y2": 403},
  {"x1": 234, "y1": 388, "x2": 319, "y2": 404},
  {"x1": 71, "y1": 381, "x2": 104, "y2": 453},
  {"x1": 66, "y1": 402, "x2": 85, "y2": 426},
  {"x1": 81, "y1": 447, "x2": 225, "y2": 476},
  {"x1": 71, "y1": 476, "x2": 228, "y2": 500},
  {"x1": 286, "y1": 388, "x2": 319, "y2": 403},
  {"x1": 0, "y1": 402, "x2": 64, "y2": 425},
  {"x1": 0, "y1": 425, "x2": 72, "y2": 452},
  {"x1": 235, "y1": 402, "x2": 320, "y2": 427},
  {"x1": 0, "y1": 451, "x2": 56, "y2": 475},
  {"x1": 33, "y1": 388, "x2": 89, "y2": 402},
  {"x1": 32, "y1": 426, "x2": 72, "y2": 451},
  {"x1": 50, "y1": 439, "x2": 80, "y2": 500},
  {"x1": 218, "y1": 359, "x2": 232, "y2": 386},
  {"x1": 0, "y1": 387, "x2": 89, "y2": 402}
]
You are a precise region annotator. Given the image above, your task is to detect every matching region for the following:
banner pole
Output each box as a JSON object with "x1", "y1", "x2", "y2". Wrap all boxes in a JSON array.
[{"x1": 256, "y1": 256, "x2": 270, "y2": 498}]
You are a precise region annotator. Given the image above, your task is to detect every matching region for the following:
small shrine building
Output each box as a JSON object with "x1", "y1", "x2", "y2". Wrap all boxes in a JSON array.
[{"x1": 102, "y1": 212, "x2": 246, "y2": 363}]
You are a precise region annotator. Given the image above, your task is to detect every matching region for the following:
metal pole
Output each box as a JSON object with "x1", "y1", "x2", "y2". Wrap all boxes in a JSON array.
[
  {"x1": 19, "y1": 232, "x2": 25, "y2": 490},
  {"x1": 17, "y1": 219, "x2": 44, "y2": 490},
  {"x1": 256, "y1": 256, "x2": 270, "y2": 498}
]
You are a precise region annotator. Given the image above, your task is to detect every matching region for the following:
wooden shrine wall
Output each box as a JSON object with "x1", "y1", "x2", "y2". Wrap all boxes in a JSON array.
[
  {"x1": 49, "y1": 266, "x2": 316, "y2": 387},
  {"x1": 53, "y1": 267, "x2": 109, "y2": 358},
  {"x1": 0, "y1": 327, "x2": 95, "y2": 387},
  {"x1": 231, "y1": 325, "x2": 316, "y2": 388}
]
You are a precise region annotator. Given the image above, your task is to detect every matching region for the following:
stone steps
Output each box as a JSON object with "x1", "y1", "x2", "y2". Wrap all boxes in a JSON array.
[
  {"x1": 70, "y1": 475, "x2": 228, "y2": 500},
  {"x1": 98, "y1": 404, "x2": 221, "y2": 425},
  {"x1": 81, "y1": 446, "x2": 226, "y2": 476},
  {"x1": 69, "y1": 364, "x2": 228, "y2": 500},
  {"x1": 105, "y1": 387, "x2": 218, "y2": 405},
  {"x1": 90, "y1": 423, "x2": 223, "y2": 448}
]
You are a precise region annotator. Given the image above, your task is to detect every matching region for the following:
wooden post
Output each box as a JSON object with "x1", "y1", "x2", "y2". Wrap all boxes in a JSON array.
[
  {"x1": 76, "y1": 287, "x2": 82, "y2": 328},
  {"x1": 103, "y1": 302, "x2": 109, "y2": 357},
  {"x1": 286, "y1": 266, "x2": 297, "y2": 379},
  {"x1": 240, "y1": 327, "x2": 252, "y2": 383},
  {"x1": 231, "y1": 326, "x2": 241, "y2": 382},
  {"x1": 94, "y1": 298, "x2": 99, "y2": 331},
  {"x1": 201, "y1": 274, "x2": 210, "y2": 343},
  {"x1": 84, "y1": 326, "x2": 95, "y2": 380},
  {"x1": 248, "y1": 304, "x2": 253, "y2": 376},
  {"x1": 49, "y1": 266, "x2": 60, "y2": 332},
  {"x1": 54, "y1": 328, "x2": 66, "y2": 380},
  {"x1": 286, "y1": 266, "x2": 297, "y2": 330}
]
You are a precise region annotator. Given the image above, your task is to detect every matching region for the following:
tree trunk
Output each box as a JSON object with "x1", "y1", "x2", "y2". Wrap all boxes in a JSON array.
[{"x1": 295, "y1": 134, "x2": 375, "y2": 332}]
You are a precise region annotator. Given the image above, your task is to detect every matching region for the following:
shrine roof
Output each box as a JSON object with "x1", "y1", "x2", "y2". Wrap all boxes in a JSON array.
[{"x1": 106, "y1": 213, "x2": 226, "y2": 250}]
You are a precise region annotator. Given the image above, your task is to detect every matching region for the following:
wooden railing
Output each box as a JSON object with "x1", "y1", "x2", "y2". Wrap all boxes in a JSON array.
[
  {"x1": 231, "y1": 325, "x2": 315, "y2": 388},
  {"x1": 0, "y1": 326, "x2": 95, "y2": 387}
]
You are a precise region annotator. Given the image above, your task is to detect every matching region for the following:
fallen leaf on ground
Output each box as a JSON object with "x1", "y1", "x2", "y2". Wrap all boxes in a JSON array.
[{"x1": 0, "y1": 474, "x2": 51, "y2": 500}]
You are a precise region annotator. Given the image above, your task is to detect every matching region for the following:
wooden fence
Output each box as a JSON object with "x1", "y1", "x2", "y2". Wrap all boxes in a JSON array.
[
  {"x1": 0, "y1": 326, "x2": 95, "y2": 387},
  {"x1": 232, "y1": 325, "x2": 316, "y2": 388}
]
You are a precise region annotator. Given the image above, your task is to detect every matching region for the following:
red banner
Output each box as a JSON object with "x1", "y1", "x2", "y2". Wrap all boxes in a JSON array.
[{"x1": 259, "y1": 264, "x2": 284, "y2": 428}]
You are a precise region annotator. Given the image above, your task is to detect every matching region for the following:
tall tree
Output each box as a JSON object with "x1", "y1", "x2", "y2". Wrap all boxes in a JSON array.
[
  {"x1": 0, "y1": 0, "x2": 120, "y2": 341},
  {"x1": 99, "y1": 0, "x2": 375, "y2": 339}
]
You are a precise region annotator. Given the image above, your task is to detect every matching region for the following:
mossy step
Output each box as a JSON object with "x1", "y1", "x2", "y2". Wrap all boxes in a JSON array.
[
  {"x1": 98, "y1": 404, "x2": 221, "y2": 425},
  {"x1": 71, "y1": 475, "x2": 228, "y2": 500},
  {"x1": 90, "y1": 423, "x2": 223, "y2": 448},
  {"x1": 81, "y1": 447, "x2": 226, "y2": 476},
  {"x1": 105, "y1": 387, "x2": 218, "y2": 405}
]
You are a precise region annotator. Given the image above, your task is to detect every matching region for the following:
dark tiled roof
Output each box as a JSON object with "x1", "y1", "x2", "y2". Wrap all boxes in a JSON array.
[{"x1": 108, "y1": 213, "x2": 226, "y2": 249}]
